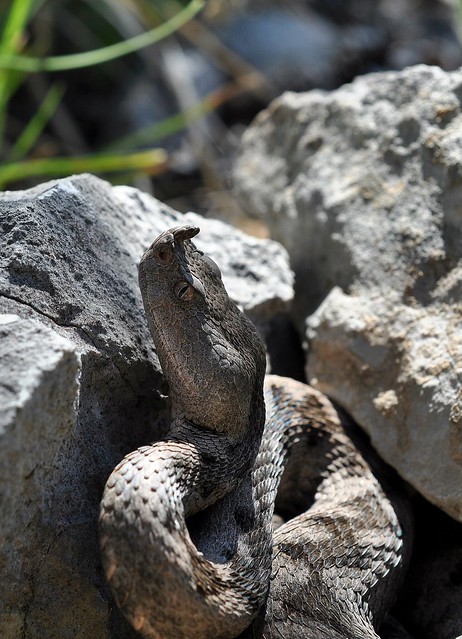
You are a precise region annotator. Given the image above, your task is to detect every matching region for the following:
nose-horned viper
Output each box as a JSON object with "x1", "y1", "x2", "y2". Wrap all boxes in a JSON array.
[{"x1": 99, "y1": 225, "x2": 411, "y2": 639}]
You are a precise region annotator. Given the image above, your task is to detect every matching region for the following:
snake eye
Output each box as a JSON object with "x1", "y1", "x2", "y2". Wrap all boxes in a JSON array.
[{"x1": 174, "y1": 280, "x2": 194, "y2": 301}]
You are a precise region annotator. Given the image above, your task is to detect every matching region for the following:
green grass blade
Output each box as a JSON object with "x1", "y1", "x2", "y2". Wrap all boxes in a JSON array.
[
  {"x1": 0, "y1": 0, "x2": 34, "y2": 54},
  {"x1": 0, "y1": 0, "x2": 205, "y2": 73},
  {"x1": 0, "y1": 0, "x2": 34, "y2": 152},
  {"x1": 8, "y1": 81, "x2": 65, "y2": 162},
  {"x1": 0, "y1": 148, "x2": 167, "y2": 189}
]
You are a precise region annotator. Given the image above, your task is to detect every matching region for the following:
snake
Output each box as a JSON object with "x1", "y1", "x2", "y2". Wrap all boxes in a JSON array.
[{"x1": 99, "y1": 225, "x2": 411, "y2": 639}]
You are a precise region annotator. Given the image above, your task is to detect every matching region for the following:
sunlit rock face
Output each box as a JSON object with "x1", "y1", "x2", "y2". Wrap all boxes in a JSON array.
[
  {"x1": 0, "y1": 174, "x2": 293, "y2": 639},
  {"x1": 235, "y1": 64, "x2": 462, "y2": 523}
]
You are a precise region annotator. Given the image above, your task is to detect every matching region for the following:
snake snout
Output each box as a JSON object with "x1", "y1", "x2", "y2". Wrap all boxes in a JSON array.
[
  {"x1": 172, "y1": 225, "x2": 200, "y2": 243},
  {"x1": 145, "y1": 225, "x2": 200, "y2": 267}
]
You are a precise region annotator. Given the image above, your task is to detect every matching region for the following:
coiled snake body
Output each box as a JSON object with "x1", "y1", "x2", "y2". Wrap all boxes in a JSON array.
[{"x1": 99, "y1": 226, "x2": 410, "y2": 639}]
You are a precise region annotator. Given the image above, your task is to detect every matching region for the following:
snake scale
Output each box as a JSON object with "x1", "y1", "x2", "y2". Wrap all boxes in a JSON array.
[{"x1": 99, "y1": 225, "x2": 411, "y2": 639}]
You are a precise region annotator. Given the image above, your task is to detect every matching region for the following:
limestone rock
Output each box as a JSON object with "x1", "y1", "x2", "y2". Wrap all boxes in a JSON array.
[
  {"x1": 0, "y1": 174, "x2": 293, "y2": 638},
  {"x1": 0, "y1": 315, "x2": 85, "y2": 637},
  {"x1": 235, "y1": 64, "x2": 462, "y2": 521}
]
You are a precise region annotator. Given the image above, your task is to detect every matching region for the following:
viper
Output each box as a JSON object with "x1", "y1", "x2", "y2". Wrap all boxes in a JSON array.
[{"x1": 99, "y1": 225, "x2": 411, "y2": 639}]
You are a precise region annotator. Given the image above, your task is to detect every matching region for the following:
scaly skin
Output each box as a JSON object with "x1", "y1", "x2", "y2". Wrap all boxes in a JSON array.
[{"x1": 99, "y1": 225, "x2": 411, "y2": 639}]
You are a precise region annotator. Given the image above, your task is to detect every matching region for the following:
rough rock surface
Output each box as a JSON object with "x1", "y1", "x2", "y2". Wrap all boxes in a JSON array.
[
  {"x1": 0, "y1": 173, "x2": 293, "y2": 639},
  {"x1": 235, "y1": 64, "x2": 462, "y2": 522}
]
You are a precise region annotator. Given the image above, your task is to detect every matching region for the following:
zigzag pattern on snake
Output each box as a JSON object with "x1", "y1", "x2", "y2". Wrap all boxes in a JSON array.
[{"x1": 99, "y1": 225, "x2": 411, "y2": 639}]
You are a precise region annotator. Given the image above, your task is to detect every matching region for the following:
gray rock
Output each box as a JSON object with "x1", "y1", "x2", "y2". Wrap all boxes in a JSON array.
[
  {"x1": 234, "y1": 64, "x2": 462, "y2": 522},
  {"x1": 0, "y1": 173, "x2": 293, "y2": 638},
  {"x1": 0, "y1": 315, "x2": 84, "y2": 637}
]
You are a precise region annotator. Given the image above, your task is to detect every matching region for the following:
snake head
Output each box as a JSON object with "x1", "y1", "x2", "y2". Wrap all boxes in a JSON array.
[
  {"x1": 139, "y1": 225, "x2": 217, "y2": 303},
  {"x1": 138, "y1": 225, "x2": 266, "y2": 439}
]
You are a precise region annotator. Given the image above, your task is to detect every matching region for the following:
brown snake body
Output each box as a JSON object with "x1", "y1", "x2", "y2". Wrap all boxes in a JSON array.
[{"x1": 99, "y1": 226, "x2": 411, "y2": 639}]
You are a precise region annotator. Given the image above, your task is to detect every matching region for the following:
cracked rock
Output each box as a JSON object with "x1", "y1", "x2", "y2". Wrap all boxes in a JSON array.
[
  {"x1": 0, "y1": 173, "x2": 293, "y2": 638},
  {"x1": 235, "y1": 64, "x2": 462, "y2": 523}
]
